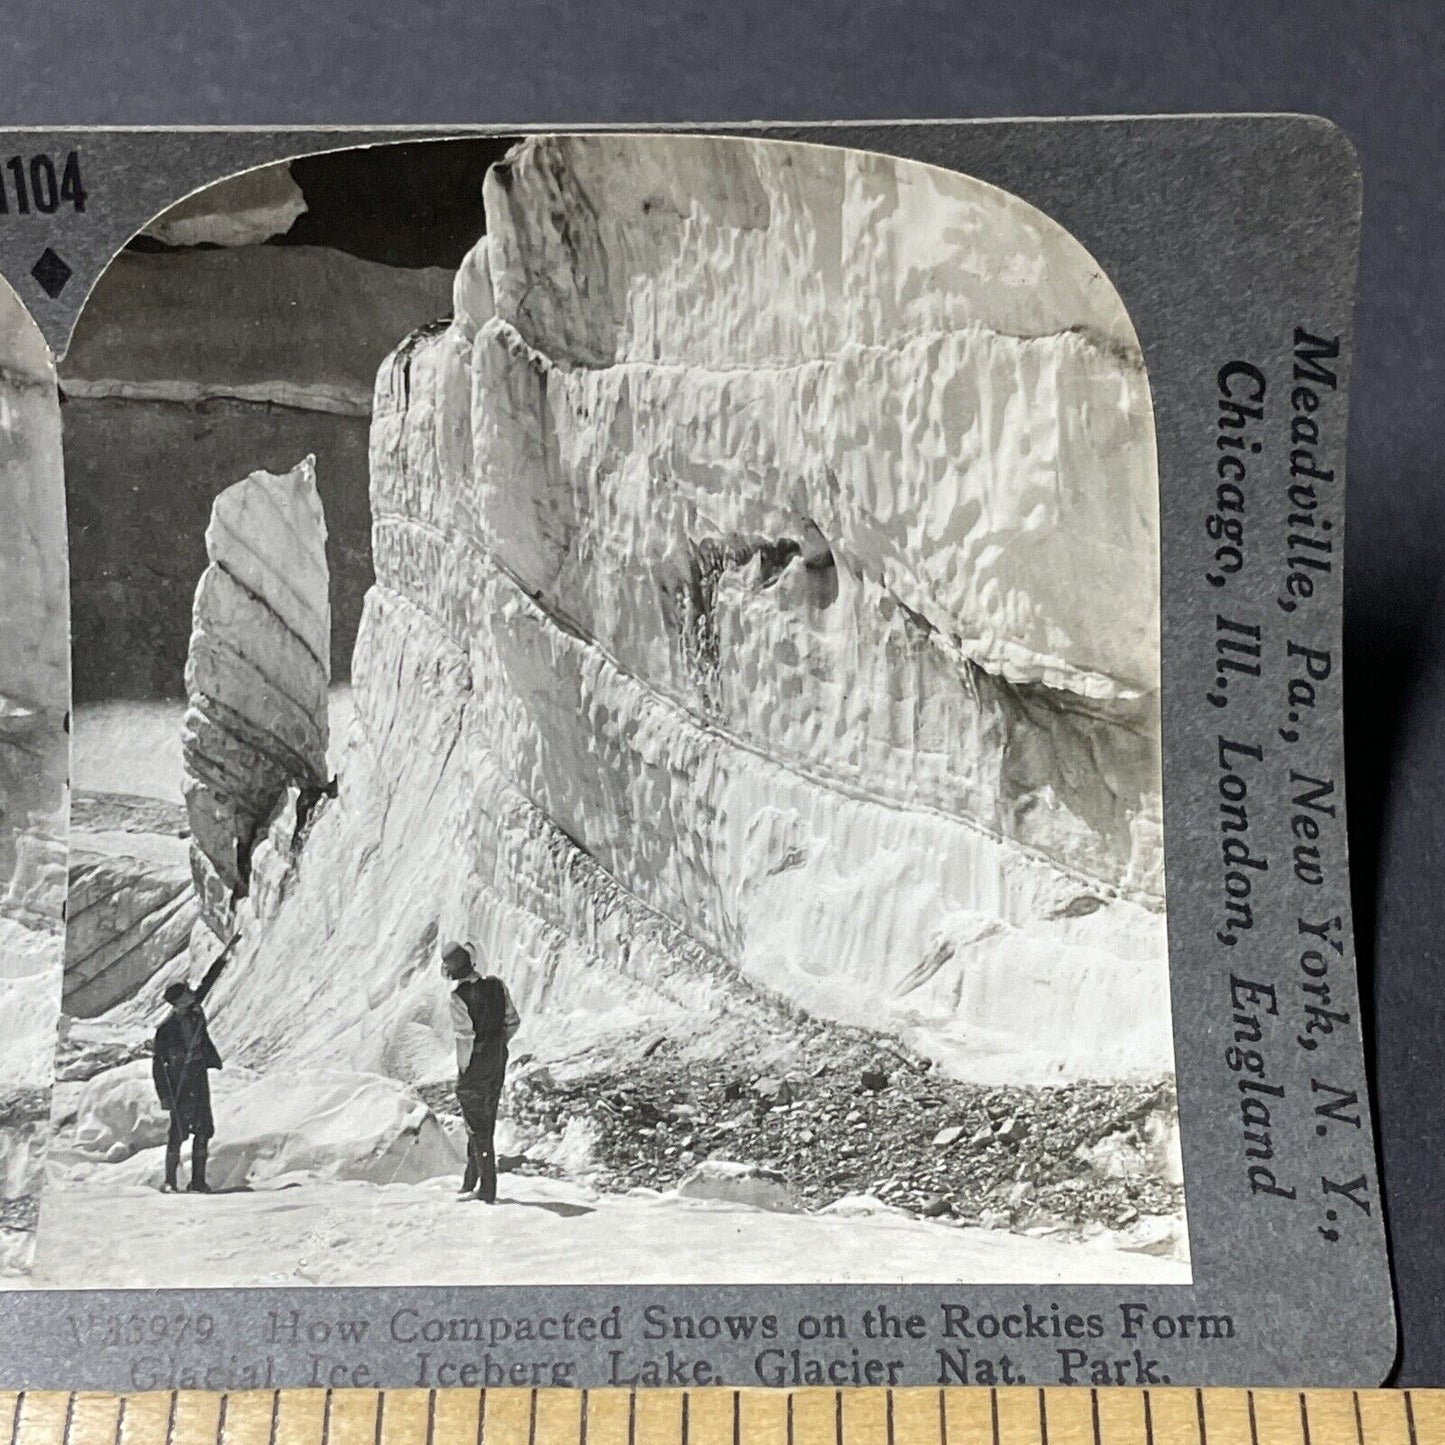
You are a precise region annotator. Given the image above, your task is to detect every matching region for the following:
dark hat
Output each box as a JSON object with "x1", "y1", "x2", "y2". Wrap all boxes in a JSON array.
[
  {"x1": 440, "y1": 940, "x2": 473, "y2": 978},
  {"x1": 163, "y1": 981, "x2": 190, "y2": 1005}
]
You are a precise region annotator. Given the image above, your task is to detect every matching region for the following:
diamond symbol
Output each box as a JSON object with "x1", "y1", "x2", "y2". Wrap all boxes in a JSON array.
[{"x1": 31, "y1": 248, "x2": 72, "y2": 299}]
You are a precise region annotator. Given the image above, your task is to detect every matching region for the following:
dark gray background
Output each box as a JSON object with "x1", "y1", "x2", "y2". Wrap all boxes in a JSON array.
[{"x1": 0, "y1": 0, "x2": 1439, "y2": 1385}]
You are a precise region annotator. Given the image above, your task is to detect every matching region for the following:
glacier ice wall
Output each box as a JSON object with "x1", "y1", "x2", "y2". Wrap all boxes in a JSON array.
[
  {"x1": 0, "y1": 279, "x2": 66, "y2": 1271},
  {"x1": 208, "y1": 135, "x2": 1170, "y2": 1085},
  {"x1": 183, "y1": 458, "x2": 331, "y2": 908}
]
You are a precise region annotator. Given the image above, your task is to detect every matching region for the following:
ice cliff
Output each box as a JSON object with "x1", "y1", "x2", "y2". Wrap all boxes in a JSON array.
[
  {"x1": 0, "y1": 280, "x2": 66, "y2": 1270},
  {"x1": 183, "y1": 459, "x2": 331, "y2": 909},
  {"x1": 183, "y1": 135, "x2": 1170, "y2": 1086}
]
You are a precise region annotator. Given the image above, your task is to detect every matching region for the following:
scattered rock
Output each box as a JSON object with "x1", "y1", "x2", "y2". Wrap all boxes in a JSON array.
[
  {"x1": 921, "y1": 1194, "x2": 954, "y2": 1218},
  {"x1": 859, "y1": 1067, "x2": 889, "y2": 1093},
  {"x1": 753, "y1": 1076, "x2": 794, "y2": 1107},
  {"x1": 932, "y1": 1124, "x2": 965, "y2": 1148},
  {"x1": 995, "y1": 1115, "x2": 1028, "y2": 1144}
]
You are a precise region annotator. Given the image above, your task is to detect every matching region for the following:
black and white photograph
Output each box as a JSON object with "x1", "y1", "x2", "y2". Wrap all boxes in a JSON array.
[{"x1": 10, "y1": 133, "x2": 1184, "y2": 1288}]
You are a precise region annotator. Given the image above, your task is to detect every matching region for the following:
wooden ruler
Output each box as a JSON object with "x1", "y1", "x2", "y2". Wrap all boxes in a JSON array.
[{"x1": 2, "y1": 1390, "x2": 1441, "y2": 1445}]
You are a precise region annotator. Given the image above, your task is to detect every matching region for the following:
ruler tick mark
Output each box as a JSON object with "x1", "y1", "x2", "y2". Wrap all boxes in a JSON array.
[
  {"x1": 1091, "y1": 1389, "x2": 1102, "y2": 1445},
  {"x1": 1144, "y1": 1391, "x2": 1156, "y2": 1445},
  {"x1": 1039, "y1": 1390, "x2": 1049, "y2": 1445},
  {"x1": 991, "y1": 1389, "x2": 1001, "y2": 1445},
  {"x1": 374, "y1": 1391, "x2": 384, "y2": 1445},
  {"x1": 217, "y1": 1392, "x2": 229, "y2": 1445},
  {"x1": 1351, "y1": 1393, "x2": 1364, "y2": 1445},
  {"x1": 1300, "y1": 1393, "x2": 1311, "y2": 1445},
  {"x1": 1405, "y1": 1393, "x2": 1420, "y2": 1445}
]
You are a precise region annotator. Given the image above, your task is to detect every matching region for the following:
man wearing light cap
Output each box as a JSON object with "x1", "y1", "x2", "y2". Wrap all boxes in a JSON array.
[{"x1": 442, "y1": 940, "x2": 520, "y2": 1203}]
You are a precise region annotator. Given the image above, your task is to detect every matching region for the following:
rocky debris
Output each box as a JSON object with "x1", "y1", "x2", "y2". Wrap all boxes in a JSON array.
[
  {"x1": 675, "y1": 1160, "x2": 797, "y2": 1213},
  {"x1": 183, "y1": 457, "x2": 331, "y2": 913},
  {"x1": 419, "y1": 1020, "x2": 1184, "y2": 1241}
]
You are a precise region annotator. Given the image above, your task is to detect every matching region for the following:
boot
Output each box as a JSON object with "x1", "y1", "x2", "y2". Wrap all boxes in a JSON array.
[
  {"x1": 163, "y1": 1142, "x2": 181, "y2": 1193},
  {"x1": 187, "y1": 1138, "x2": 212, "y2": 1193}
]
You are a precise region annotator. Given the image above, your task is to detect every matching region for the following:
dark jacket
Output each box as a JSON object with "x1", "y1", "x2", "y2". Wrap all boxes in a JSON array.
[
  {"x1": 451, "y1": 974, "x2": 517, "y2": 1086},
  {"x1": 152, "y1": 952, "x2": 228, "y2": 1124}
]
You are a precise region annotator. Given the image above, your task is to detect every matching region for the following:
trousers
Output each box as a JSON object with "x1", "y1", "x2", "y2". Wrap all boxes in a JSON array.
[
  {"x1": 456, "y1": 1058, "x2": 505, "y2": 1202},
  {"x1": 165, "y1": 1109, "x2": 209, "y2": 1189}
]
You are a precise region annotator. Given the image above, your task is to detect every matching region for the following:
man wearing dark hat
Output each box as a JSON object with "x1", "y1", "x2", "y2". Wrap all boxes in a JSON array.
[
  {"x1": 152, "y1": 944, "x2": 233, "y2": 1194},
  {"x1": 442, "y1": 940, "x2": 520, "y2": 1203}
]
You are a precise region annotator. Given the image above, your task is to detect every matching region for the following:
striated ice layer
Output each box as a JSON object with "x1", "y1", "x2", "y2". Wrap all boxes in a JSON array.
[
  {"x1": 63, "y1": 847, "x2": 198, "y2": 1018},
  {"x1": 214, "y1": 135, "x2": 1170, "y2": 1085},
  {"x1": 183, "y1": 458, "x2": 331, "y2": 906}
]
